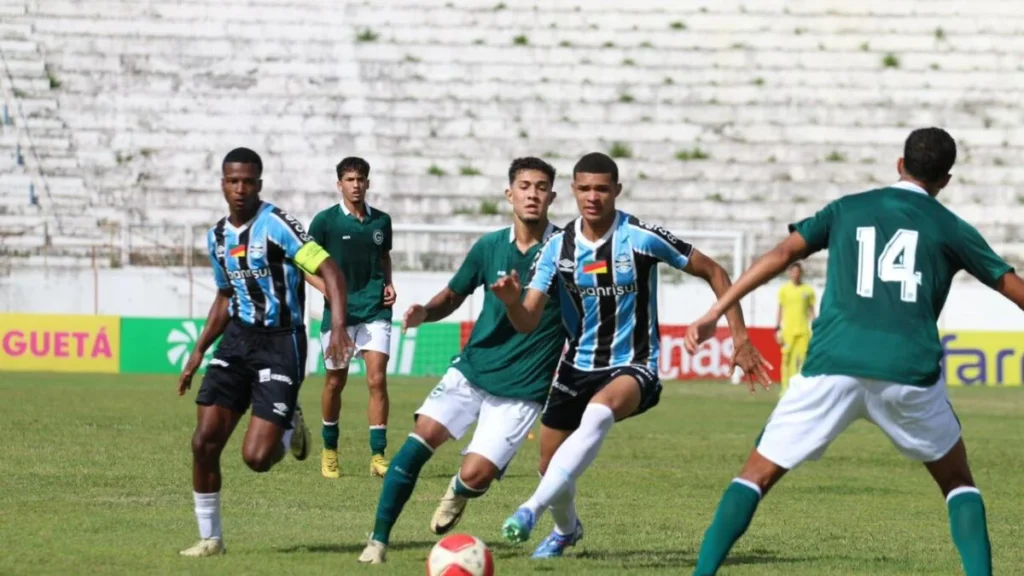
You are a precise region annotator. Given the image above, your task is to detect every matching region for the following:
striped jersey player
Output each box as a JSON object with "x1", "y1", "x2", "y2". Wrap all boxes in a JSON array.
[
  {"x1": 489, "y1": 152, "x2": 770, "y2": 558},
  {"x1": 176, "y1": 148, "x2": 353, "y2": 559}
]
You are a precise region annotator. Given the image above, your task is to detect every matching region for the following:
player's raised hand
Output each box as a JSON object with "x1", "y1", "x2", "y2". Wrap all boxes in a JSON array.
[
  {"x1": 383, "y1": 284, "x2": 397, "y2": 307},
  {"x1": 729, "y1": 339, "x2": 774, "y2": 393},
  {"x1": 489, "y1": 269, "x2": 522, "y2": 305},
  {"x1": 402, "y1": 304, "x2": 428, "y2": 334},
  {"x1": 177, "y1": 352, "x2": 203, "y2": 396},
  {"x1": 325, "y1": 328, "x2": 355, "y2": 368},
  {"x1": 684, "y1": 311, "x2": 719, "y2": 353}
]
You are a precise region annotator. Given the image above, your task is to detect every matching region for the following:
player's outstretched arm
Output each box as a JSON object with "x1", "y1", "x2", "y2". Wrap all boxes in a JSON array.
[
  {"x1": 177, "y1": 289, "x2": 231, "y2": 395},
  {"x1": 995, "y1": 272, "x2": 1024, "y2": 311},
  {"x1": 491, "y1": 271, "x2": 548, "y2": 333},
  {"x1": 684, "y1": 249, "x2": 773, "y2": 388},
  {"x1": 684, "y1": 248, "x2": 750, "y2": 342},
  {"x1": 403, "y1": 287, "x2": 468, "y2": 333},
  {"x1": 686, "y1": 232, "x2": 809, "y2": 351}
]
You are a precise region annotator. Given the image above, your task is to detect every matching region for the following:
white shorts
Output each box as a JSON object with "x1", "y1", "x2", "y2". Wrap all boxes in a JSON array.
[
  {"x1": 415, "y1": 367, "x2": 541, "y2": 470},
  {"x1": 320, "y1": 320, "x2": 392, "y2": 370},
  {"x1": 757, "y1": 374, "x2": 962, "y2": 469}
]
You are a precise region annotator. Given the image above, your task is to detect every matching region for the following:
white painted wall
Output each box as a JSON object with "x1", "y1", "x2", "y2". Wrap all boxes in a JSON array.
[{"x1": 1, "y1": 267, "x2": 1022, "y2": 331}]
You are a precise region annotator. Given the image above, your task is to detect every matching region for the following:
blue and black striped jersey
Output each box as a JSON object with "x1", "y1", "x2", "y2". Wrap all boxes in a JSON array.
[
  {"x1": 207, "y1": 202, "x2": 328, "y2": 329},
  {"x1": 528, "y1": 211, "x2": 693, "y2": 371}
]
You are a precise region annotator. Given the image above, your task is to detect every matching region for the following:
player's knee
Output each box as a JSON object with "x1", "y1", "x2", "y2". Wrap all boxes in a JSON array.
[
  {"x1": 191, "y1": 430, "x2": 223, "y2": 462},
  {"x1": 366, "y1": 371, "x2": 387, "y2": 396},
  {"x1": 459, "y1": 455, "x2": 499, "y2": 488},
  {"x1": 412, "y1": 418, "x2": 450, "y2": 449},
  {"x1": 241, "y1": 445, "x2": 275, "y2": 473},
  {"x1": 323, "y1": 370, "x2": 347, "y2": 394}
]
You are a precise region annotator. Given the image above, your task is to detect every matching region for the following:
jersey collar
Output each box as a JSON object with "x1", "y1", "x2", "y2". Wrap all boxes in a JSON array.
[
  {"x1": 224, "y1": 202, "x2": 264, "y2": 234},
  {"x1": 507, "y1": 221, "x2": 556, "y2": 243},
  {"x1": 340, "y1": 201, "x2": 372, "y2": 218},
  {"x1": 574, "y1": 211, "x2": 620, "y2": 249},
  {"x1": 891, "y1": 181, "x2": 928, "y2": 195}
]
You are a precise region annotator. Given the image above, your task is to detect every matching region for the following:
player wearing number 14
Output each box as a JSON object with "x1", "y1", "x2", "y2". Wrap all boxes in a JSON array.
[{"x1": 685, "y1": 128, "x2": 1024, "y2": 576}]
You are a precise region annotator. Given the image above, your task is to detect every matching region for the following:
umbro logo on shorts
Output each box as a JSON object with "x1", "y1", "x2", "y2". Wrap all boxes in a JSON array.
[
  {"x1": 270, "y1": 373, "x2": 293, "y2": 385},
  {"x1": 552, "y1": 381, "x2": 578, "y2": 397},
  {"x1": 209, "y1": 358, "x2": 229, "y2": 368},
  {"x1": 272, "y1": 402, "x2": 289, "y2": 417}
]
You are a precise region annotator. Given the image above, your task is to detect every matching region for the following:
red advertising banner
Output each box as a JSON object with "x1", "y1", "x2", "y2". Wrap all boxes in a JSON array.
[
  {"x1": 459, "y1": 322, "x2": 782, "y2": 383},
  {"x1": 657, "y1": 325, "x2": 782, "y2": 382}
]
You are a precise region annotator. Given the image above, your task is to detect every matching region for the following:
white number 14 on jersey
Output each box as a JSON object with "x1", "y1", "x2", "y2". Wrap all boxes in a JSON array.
[{"x1": 855, "y1": 227, "x2": 923, "y2": 303}]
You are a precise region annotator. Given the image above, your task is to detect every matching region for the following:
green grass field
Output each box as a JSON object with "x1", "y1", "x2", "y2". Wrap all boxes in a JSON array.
[{"x1": 2, "y1": 373, "x2": 1022, "y2": 575}]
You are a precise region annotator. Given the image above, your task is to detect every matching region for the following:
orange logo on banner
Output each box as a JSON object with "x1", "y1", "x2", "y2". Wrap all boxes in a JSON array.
[{"x1": 0, "y1": 314, "x2": 120, "y2": 373}]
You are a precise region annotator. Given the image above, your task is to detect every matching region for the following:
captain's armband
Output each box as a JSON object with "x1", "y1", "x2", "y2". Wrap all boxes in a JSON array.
[{"x1": 293, "y1": 242, "x2": 330, "y2": 274}]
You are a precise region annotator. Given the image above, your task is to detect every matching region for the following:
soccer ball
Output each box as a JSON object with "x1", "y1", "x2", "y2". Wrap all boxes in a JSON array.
[{"x1": 426, "y1": 534, "x2": 494, "y2": 576}]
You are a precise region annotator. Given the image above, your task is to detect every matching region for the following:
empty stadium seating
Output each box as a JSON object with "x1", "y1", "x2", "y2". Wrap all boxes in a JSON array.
[{"x1": 2, "y1": 0, "x2": 1023, "y2": 269}]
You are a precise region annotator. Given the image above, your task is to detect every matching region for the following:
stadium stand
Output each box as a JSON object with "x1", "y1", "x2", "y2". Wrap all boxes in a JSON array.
[{"x1": 1, "y1": 0, "x2": 1023, "y2": 269}]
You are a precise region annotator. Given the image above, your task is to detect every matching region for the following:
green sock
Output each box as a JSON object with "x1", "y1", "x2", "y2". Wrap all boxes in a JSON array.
[
  {"x1": 371, "y1": 435, "x2": 433, "y2": 544},
  {"x1": 947, "y1": 487, "x2": 992, "y2": 576},
  {"x1": 370, "y1": 426, "x2": 387, "y2": 456},
  {"x1": 453, "y1": 473, "x2": 488, "y2": 499},
  {"x1": 321, "y1": 421, "x2": 339, "y2": 450},
  {"x1": 694, "y1": 479, "x2": 762, "y2": 576}
]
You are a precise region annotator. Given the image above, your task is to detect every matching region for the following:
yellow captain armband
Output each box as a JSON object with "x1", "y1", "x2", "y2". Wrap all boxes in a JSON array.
[{"x1": 294, "y1": 242, "x2": 330, "y2": 275}]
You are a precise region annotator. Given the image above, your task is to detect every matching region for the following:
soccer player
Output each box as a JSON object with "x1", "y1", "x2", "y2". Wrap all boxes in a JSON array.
[
  {"x1": 490, "y1": 152, "x2": 771, "y2": 558},
  {"x1": 684, "y1": 128, "x2": 1024, "y2": 576},
  {"x1": 776, "y1": 262, "x2": 815, "y2": 391},
  {"x1": 357, "y1": 157, "x2": 566, "y2": 565},
  {"x1": 176, "y1": 148, "x2": 354, "y2": 558},
  {"x1": 306, "y1": 157, "x2": 396, "y2": 479}
]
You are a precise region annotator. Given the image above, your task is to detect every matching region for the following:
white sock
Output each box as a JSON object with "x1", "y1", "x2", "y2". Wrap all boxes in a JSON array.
[
  {"x1": 523, "y1": 404, "x2": 614, "y2": 517},
  {"x1": 193, "y1": 491, "x2": 222, "y2": 540},
  {"x1": 548, "y1": 477, "x2": 578, "y2": 535},
  {"x1": 281, "y1": 424, "x2": 295, "y2": 451}
]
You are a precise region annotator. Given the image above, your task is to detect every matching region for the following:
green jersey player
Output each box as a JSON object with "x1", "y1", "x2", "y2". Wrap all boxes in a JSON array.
[
  {"x1": 357, "y1": 157, "x2": 566, "y2": 565},
  {"x1": 685, "y1": 128, "x2": 1024, "y2": 576}
]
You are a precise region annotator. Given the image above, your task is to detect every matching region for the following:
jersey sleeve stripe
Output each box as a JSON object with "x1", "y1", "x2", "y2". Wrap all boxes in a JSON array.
[
  {"x1": 269, "y1": 207, "x2": 309, "y2": 245},
  {"x1": 629, "y1": 224, "x2": 693, "y2": 261}
]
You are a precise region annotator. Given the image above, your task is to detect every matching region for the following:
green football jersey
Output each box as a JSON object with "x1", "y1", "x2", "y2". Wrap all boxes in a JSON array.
[
  {"x1": 794, "y1": 182, "x2": 1013, "y2": 386},
  {"x1": 308, "y1": 203, "x2": 393, "y2": 328},
  {"x1": 448, "y1": 224, "x2": 565, "y2": 403}
]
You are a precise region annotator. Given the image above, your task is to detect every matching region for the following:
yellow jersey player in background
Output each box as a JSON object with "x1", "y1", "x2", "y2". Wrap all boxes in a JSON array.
[{"x1": 776, "y1": 262, "x2": 815, "y2": 391}]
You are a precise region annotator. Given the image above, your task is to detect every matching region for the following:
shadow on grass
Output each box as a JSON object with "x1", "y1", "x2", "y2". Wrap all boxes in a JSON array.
[
  {"x1": 278, "y1": 540, "x2": 435, "y2": 554},
  {"x1": 522, "y1": 546, "x2": 809, "y2": 570}
]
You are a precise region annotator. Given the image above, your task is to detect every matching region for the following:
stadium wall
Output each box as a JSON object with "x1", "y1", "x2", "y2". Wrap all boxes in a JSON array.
[
  {"x1": 2, "y1": 267, "x2": 1021, "y2": 330},
  {"x1": 2, "y1": 269, "x2": 1023, "y2": 386}
]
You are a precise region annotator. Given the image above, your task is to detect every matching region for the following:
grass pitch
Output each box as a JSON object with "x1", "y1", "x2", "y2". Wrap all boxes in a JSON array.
[{"x1": 2, "y1": 373, "x2": 1022, "y2": 575}]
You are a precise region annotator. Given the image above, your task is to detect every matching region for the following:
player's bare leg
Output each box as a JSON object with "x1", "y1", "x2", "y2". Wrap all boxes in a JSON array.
[
  {"x1": 240, "y1": 415, "x2": 289, "y2": 472},
  {"x1": 361, "y1": 415, "x2": 451, "y2": 564},
  {"x1": 693, "y1": 449, "x2": 788, "y2": 575},
  {"x1": 364, "y1": 350, "x2": 391, "y2": 477},
  {"x1": 925, "y1": 439, "x2": 992, "y2": 576},
  {"x1": 320, "y1": 368, "x2": 348, "y2": 478},
  {"x1": 505, "y1": 376, "x2": 640, "y2": 545},
  {"x1": 182, "y1": 405, "x2": 242, "y2": 557}
]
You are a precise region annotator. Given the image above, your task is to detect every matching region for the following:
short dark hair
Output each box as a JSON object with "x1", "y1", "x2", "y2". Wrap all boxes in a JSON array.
[
  {"x1": 336, "y1": 157, "x2": 370, "y2": 180},
  {"x1": 222, "y1": 147, "x2": 262, "y2": 174},
  {"x1": 903, "y1": 128, "x2": 956, "y2": 184},
  {"x1": 789, "y1": 262, "x2": 803, "y2": 271},
  {"x1": 508, "y1": 157, "x2": 556, "y2": 184},
  {"x1": 573, "y1": 152, "x2": 619, "y2": 183}
]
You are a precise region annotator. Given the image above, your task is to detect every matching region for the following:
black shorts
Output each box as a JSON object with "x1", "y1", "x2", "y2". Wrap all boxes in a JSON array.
[
  {"x1": 195, "y1": 320, "x2": 308, "y2": 429},
  {"x1": 541, "y1": 362, "x2": 662, "y2": 431}
]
